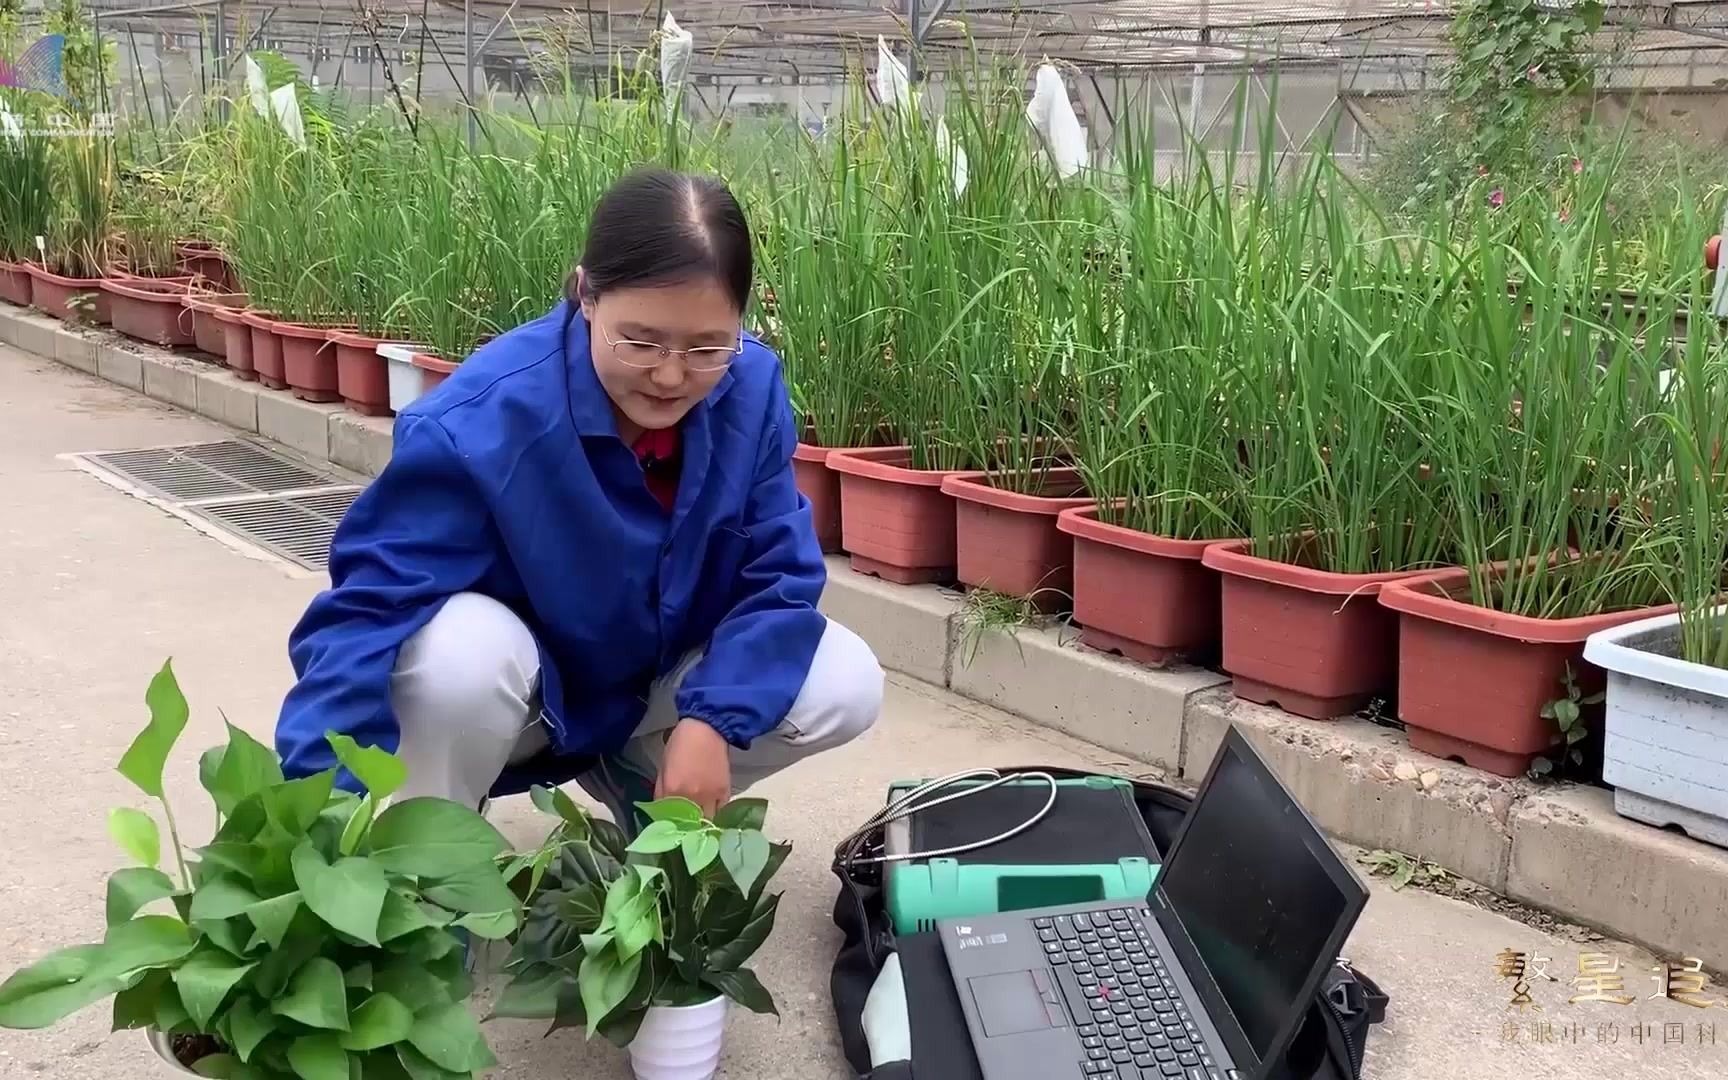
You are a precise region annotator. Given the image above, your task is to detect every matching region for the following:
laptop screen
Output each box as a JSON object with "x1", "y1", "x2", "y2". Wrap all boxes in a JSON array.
[{"x1": 1153, "y1": 733, "x2": 1363, "y2": 1070}]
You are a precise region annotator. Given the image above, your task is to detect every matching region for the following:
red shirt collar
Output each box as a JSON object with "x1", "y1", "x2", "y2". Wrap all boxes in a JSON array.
[{"x1": 632, "y1": 426, "x2": 680, "y2": 465}]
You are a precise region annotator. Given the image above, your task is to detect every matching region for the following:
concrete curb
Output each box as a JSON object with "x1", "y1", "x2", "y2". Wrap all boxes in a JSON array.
[{"x1": 8, "y1": 301, "x2": 1727, "y2": 972}]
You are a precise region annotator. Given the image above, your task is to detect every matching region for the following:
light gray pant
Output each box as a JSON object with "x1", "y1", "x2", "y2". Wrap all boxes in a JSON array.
[{"x1": 388, "y1": 592, "x2": 884, "y2": 818}]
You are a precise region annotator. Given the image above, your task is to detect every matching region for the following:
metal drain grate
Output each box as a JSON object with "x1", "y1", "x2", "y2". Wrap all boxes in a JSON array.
[
  {"x1": 80, "y1": 440, "x2": 338, "y2": 501},
  {"x1": 192, "y1": 488, "x2": 363, "y2": 570}
]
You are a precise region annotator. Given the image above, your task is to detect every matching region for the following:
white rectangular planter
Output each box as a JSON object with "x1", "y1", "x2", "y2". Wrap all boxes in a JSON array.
[
  {"x1": 379, "y1": 341, "x2": 428, "y2": 413},
  {"x1": 1584, "y1": 610, "x2": 1728, "y2": 848}
]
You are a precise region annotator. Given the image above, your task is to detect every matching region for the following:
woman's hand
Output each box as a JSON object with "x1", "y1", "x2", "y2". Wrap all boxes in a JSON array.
[{"x1": 655, "y1": 718, "x2": 733, "y2": 818}]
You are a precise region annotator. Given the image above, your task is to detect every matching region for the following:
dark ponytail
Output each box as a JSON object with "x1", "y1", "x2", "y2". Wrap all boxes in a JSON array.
[{"x1": 570, "y1": 169, "x2": 753, "y2": 313}]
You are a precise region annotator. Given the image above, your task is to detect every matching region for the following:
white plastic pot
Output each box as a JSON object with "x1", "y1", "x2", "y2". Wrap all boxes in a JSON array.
[
  {"x1": 1584, "y1": 608, "x2": 1728, "y2": 848},
  {"x1": 379, "y1": 341, "x2": 427, "y2": 413},
  {"x1": 146, "y1": 1029, "x2": 201, "y2": 1075},
  {"x1": 629, "y1": 996, "x2": 728, "y2": 1080}
]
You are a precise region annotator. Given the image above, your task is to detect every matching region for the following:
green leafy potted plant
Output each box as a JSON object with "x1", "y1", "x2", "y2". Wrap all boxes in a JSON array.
[
  {"x1": 0, "y1": 120, "x2": 52, "y2": 306},
  {"x1": 495, "y1": 789, "x2": 789, "y2": 1080},
  {"x1": 0, "y1": 661, "x2": 517, "y2": 1078},
  {"x1": 30, "y1": 132, "x2": 115, "y2": 323},
  {"x1": 103, "y1": 167, "x2": 198, "y2": 347}
]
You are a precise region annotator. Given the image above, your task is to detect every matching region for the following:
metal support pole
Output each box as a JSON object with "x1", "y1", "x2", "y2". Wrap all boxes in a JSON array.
[
  {"x1": 906, "y1": 0, "x2": 921, "y2": 84},
  {"x1": 214, "y1": 0, "x2": 228, "y2": 119},
  {"x1": 465, "y1": 0, "x2": 476, "y2": 147}
]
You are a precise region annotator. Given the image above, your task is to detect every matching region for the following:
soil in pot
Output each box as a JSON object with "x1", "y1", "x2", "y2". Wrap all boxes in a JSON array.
[
  {"x1": 1202, "y1": 538, "x2": 1442, "y2": 719},
  {"x1": 102, "y1": 278, "x2": 194, "y2": 347},
  {"x1": 792, "y1": 443, "x2": 848, "y2": 554},
  {"x1": 412, "y1": 352, "x2": 459, "y2": 391},
  {"x1": 241, "y1": 311, "x2": 287, "y2": 389},
  {"x1": 1058, "y1": 506, "x2": 1233, "y2": 667},
  {"x1": 942, "y1": 468, "x2": 1091, "y2": 611},
  {"x1": 328, "y1": 331, "x2": 396, "y2": 416},
  {"x1": 0, "y1": 260, "x2": 32, "y2": 305},
  {"x1": 1381, "y1": 566, "x2": 1674, "y2": 778},
  {"x1": 276, "y1": 322, "x2": 348, "y2": 403},
  {"x1": 827, "y1": 446, "x2": 969, "y2": 585}
]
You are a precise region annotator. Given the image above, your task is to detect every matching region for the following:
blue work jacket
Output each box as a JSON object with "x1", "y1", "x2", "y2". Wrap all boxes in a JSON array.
[{"x1": 275, "y1": 301, "x2": 827, "y2": 793}]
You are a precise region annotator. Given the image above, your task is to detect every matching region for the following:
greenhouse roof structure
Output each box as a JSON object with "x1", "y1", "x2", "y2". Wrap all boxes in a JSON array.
[{"x1": 79, "y1": 0, "x2": 1728, "y2": 81}]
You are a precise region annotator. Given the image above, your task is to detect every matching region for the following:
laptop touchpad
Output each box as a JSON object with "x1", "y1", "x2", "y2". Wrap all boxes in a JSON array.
[{"x1": 969, "y1": 972, "x2": 1058, "y2": 1037}]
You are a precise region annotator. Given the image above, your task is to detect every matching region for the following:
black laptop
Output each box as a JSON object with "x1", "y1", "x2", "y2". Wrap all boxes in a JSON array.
[{"x1": 938, "y1": 727, "x2": 1369, "y2": 1080}]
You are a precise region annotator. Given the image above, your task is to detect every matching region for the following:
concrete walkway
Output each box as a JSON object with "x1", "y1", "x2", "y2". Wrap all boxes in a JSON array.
[{"x1": 0, "y1": 345, "x2": 1723, "y2": 1080}]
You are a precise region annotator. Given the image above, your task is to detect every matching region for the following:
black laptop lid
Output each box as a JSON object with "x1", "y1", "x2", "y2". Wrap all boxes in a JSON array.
[{"x1": 1150, "y1": 728, "x2": 1368, "y2": 1080}]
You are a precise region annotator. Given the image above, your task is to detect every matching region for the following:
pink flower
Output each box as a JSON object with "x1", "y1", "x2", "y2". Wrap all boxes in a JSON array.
[
  {"x1": 1489, "y1": 189, "x2": 1505, "y2": 209},
  {"x1": 1571, "y1": 158, "x2": 1583, "y2": 175}
]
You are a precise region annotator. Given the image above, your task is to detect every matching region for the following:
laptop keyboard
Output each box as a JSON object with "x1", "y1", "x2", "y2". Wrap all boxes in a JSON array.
[{"x1": 1035, "y1": 907, "x2": 1225, "y2": 1080}]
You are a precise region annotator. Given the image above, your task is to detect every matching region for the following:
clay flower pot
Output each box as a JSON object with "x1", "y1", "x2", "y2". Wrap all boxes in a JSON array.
[
  {"x1": 102, "y1": 278, "x2": 194, "y2": 347},
  {"x1": 792, "y1": 443, "x2": 849, "y2": 554},
  {"x1": 941, "y1": 468, "x2": 1091, "y2": 610},
  {"x1": 210, "y1": 306, "x2": 256, "y2": 380},
  {"x1": 328, "y1": 330, "x2": 396, "y2": 416},
  {"x1": 0, "y1": 259, "x2": 33, "y2": 305},
  {"x1": 276, "y1": 321, "x2": 350, "y2": 403},
  {"x1": 1058, "y1": 506, "x2": 1236, "y2": 666},
  {"x1": 827, "y1": 446, "x2": 968, "y2": 584},
  {"x1": 412, "y1": 351, "x2": 459, "y2": 391},
  {"x1": 1380, "y1": 565, "x2": 1675, "y2": 777},
  {"x1": 175, "y1": 241, "x2": 236, "y2": 291},
  {"x1": 183, "y1": 292, "x2": 246, "y2": 358},
  {"x1": 240, "y1": 310, "x2": 287, "y2": 389},
  {"x1": 1202, "y1": 538, "x2": 1445, "y2": 719},
  {"x1": 26, "y1": 263, "x2": 110, "y2": 323}
]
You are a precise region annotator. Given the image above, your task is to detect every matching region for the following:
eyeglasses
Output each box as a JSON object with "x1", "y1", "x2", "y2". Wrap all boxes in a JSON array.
[{"x1": 600, "y1": 325, "x2": 743, "y2": 373}]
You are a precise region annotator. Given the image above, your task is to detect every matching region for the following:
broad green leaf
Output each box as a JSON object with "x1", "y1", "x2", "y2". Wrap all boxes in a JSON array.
[
  {"x1": 224, "y1": 995, "x2": 277, "y2": 1061},
  {"x1": 708, "y1": 894, "x2": 779, "y2": 972},
  {"x1": 625, "y1": 820, "x2": 684, "y2": 855},
  {"x1": 212, "y1": 795, "x2": 267, "y2": 845},
  {"x1": 197, "y1": 916, "x2": 255, "y2": 958},
  {"x1": 338, "y1": 794, "x2": 376, "y2": 858},
  {"x1": 0, "y1": 944, "x2": 128, "y2": 1029},
  {"x1": 199, "y1": 746, "x2": 228, "y2": 808},
  {"x1": 396, "y1": 1045, "x2": 467, "y2": 1080},
  {"x1": 292, "y1": 842, "x2": 387, "y2": 946},
  {"x1": 108, "y1": 807, "x2": 162, "y2": 868},
  {"x1": 173, "y1": 946, "x2": 257, "y2": 1029},
  {"x1": 111, "y1": 969, "x2": 166, "y2": 1031},
  {"x1": 420, "y1": 863, "x2": 520, "y2": 917},
  {"x1": 243, "y1": 891, "x2": 303, "y2": 950},
  {"x1": 752, "y1": 841, "x2": 793, "y2": 902},
  {"x1": 272, "y1": 956, "x2": 350, "y2": 1031},
  {"x1": 452, "y1": 909, "x2": 519, "y2": 941},
  {"x1": 192, "y1": 1053, "x2": 268, "y2": 1079},
  {"x1": 262, "y1": 772, "x2": 336, "y2": 837},
  {"x1": 210, "y1": 723, "x2": 285, "y2": 816},
  {"x1": 372, "y1": 964, "x2": 451, "y2": 1015},
  {"x1": 577, "y1": 948, "x2": 643, "y2": 1033},
  {"x1": 117, "y1": 660, "x2": 190, "y2": 798},
  {"x1": 189, "y1": 877, "x2": 262, "y2": 923},
  {"x1": 154, "y1": 984, "x2": 190, "y2": 1033},
  {"x1": 713, "y1": 797, "x2": 768, "y2": 831},
  {"x1": 636, "y1": 797, "x2": 703, "y2": 825},
  {"x1": 612, "y1": 891, "x2": 661, "y2": 962},
  {"x1": 326, "y1": 732, "x2": 408, "y2": 799},
  {"x1": 487, "y1": 964, "x2": 564, "y2": 1021},
  {"x1": 345, "y1": 963, "x2": 374, "y2": 990},
  {"x1": 367, "y1": 799, "x2": 510, "y2": 877},
  {"x1": 705, "y1": 966, "x2": 778, "y2": 1016},
  {"x1": 338, "y1": 992, "x2": 413, "y2": 1051},
  {"x1": 376, "y1": 891, "x2": 450, "y2": 942},
  {"x1": 556, "y1": 882, "x2": 606, "y2": 933},
  {"x1": 288, "y1": 1033, "x2": 351, "y2": 1080},
  {"x1": 405, "y1": 1001, "x2": 496, "y2": 1072},
  {"x1": 718, "y1": 829, "x2": 772, "y2": 897},
  {"x1": 681, "y1": 830, "x2": 721, "y2": 875},
  {"x1": 105, "y1": 867, "x2": 177, "y2": 926}
]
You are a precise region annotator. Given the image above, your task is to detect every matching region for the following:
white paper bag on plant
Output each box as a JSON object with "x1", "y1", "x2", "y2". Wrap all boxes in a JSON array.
[
  {"x1": 661, "y1": 12, "x2": 694, "y2": 114},
  {"x1": 873, "y1": 36, "x2": 967, "y2": 196},
  {"x1": 244, "y1": 54, "x2": 271, "y2": 115},
  {"x1": 935, "y1": 115, "x2": 969, "y2": 197},
  {"x1": 269, "y1": 82, "x2": 305, "y2": 147},
  {"x1": 0, "y1": 109, "x2": 21, "y2": 141},
  {"x1": 1026, "y1": 63, "x2": 1087, "y2": 177}
]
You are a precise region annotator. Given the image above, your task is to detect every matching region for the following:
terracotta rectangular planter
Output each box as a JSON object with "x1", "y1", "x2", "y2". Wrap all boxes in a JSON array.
[
  {"x1": 329, "y1": 330, "x2": 396, "y2": 416},
  {"x1": 240, "y1": 311, "x2": 287, "y2": 389},
  {"x1": 1202, "y1": 538, "x2": 1443, "y2": 719},
  {"x1": 941, "y1": 468, "x2": 1091, "y2": 611},
  {"x1": 827, "y1": 446, "x2": 966, "y2": 585},
  {"x1": 792, "y1": 443, "x2": 847, "y2": 554},
  {"x1": 26, "y1": 264, "x2": 110, "y2": 323},
  {"x1": 184, "y1": 293, "x2": 245, "y2": 358},
  {"x1": 102, "y1": 278, "x2": 194, "y2": 347},
  {"x1": 1380, "y1": 566, "x2": 1675, "y2": 777},
  {"x1": 175, "y1": 241, "x2": 236, "y2": 292},
  {"x1": 211, "y1": 306, "x2": 256, "y2": 380},
  {"x1": 276, "y1": 321, "x2": 349, "y2": 403},
  {"x1": 1058, "y1": 506, "x2": 1235, "y2": 667},
  {"x1": 412, "y1": 352, "x2": 458, "y2": 392},
  {"x1": 0, "y1": 260, "x2": 33, "y2": 305}
]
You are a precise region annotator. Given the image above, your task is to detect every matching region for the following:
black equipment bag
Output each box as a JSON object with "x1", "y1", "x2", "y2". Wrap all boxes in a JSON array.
[{"x1": 829, "y1": 767, "x2": 1388, "y2": 1080}]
